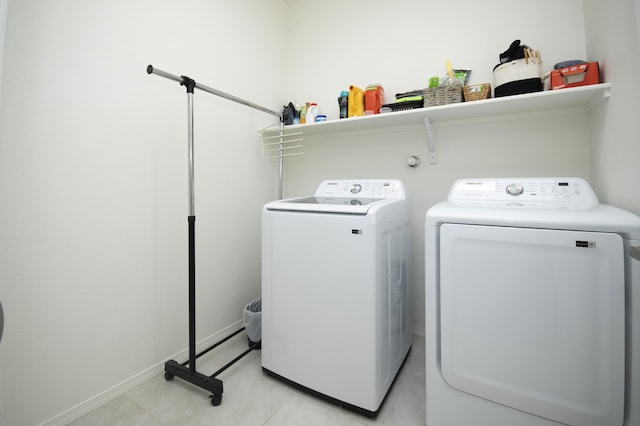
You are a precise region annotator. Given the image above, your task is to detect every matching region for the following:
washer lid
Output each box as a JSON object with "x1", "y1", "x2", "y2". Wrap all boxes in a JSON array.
[
  {"x1": 264, "y1": 196, "x2": 390, "y2": 215},
  {"x1": 265, "y1": 179, "x2": 406, "y2": 215}
]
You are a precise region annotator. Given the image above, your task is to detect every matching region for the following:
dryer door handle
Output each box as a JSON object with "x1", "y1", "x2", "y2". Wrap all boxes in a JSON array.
[{"x1": 631, "y1": 246, "x2": 640, "y2": 262}]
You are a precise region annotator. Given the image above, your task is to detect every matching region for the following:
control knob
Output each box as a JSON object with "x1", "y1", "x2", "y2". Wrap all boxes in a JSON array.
[{"x1": 506, "y1": 183, "x2": 524, "y2": 196}]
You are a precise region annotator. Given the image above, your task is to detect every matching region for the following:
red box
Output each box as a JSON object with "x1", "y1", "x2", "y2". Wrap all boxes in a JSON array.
[{"x1": 551, "y1": 62, "x2": 600, "y2": 90}]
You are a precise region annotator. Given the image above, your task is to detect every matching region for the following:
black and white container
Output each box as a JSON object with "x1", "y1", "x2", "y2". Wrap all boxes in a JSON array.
[{"x1": 493, "y1": 58, "x2": 542, "y2": 97}]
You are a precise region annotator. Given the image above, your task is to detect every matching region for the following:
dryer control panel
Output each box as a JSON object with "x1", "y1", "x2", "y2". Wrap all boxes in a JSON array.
[{"x1": 448, "y1": 177, "x2": 599, "y2": 209}]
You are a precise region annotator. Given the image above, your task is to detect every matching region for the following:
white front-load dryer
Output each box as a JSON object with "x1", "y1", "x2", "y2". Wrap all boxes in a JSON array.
[
  {"x1": 262, "y1": 179, "x2": 412, "y2": 416},
  {"x1": 425, "y1": 177, "x2": 640, "y2": 426}
]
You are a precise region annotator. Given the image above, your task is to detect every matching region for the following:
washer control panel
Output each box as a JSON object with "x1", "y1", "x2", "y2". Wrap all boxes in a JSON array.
[
  {"x1": 448, "y1": 177, "x2": 599, "y2": 209},
  {"x1": 314, "y1": 179, "x2": 406, "y2": 200}
]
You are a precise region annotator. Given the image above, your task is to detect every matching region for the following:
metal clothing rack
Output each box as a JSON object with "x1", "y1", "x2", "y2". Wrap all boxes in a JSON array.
[{"x1": 146, "y1": 65, "x2": 283, "y2": 405}]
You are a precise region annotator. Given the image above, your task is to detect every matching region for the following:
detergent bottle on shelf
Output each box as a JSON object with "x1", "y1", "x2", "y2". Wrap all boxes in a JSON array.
[
  {"x1": 293, "y1": 104, "x2": 301, "y2": 124},
  {"x1": 300, "y1": 103, "x2": 307, "y2": 124},
  {"x1": 348, "y1": 85, "x2": 365, "y2": 117},
  {"x1": 306, "y1": 102, "x2": 318, "y2": 123},
  {"x1": 365, "y1": 84, "x2": 385, "y2": 114},
  {"x1": 338, "y1": 91, "x2": 349, "y2": 119}
]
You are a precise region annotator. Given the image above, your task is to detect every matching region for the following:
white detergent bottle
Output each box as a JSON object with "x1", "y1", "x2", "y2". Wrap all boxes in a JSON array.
[{"x1": 306, "y1": 102, "x2": 318, "y2": 123}]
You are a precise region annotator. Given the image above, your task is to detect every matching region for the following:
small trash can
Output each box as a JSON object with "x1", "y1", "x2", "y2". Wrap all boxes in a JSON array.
[{"x1": 243, "y1": 298, "x2": 261, "y2": 349}]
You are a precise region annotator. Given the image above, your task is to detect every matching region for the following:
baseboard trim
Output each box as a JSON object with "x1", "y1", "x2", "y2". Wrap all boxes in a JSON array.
[{"x1": 41, "y1": 320, "x2": 243, "y2": 426}]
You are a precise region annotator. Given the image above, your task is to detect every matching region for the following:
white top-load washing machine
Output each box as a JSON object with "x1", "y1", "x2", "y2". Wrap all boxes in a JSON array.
[
  {"x1": 262, "y1": 179, "x2": 412, "y2": 416},
  {"x1": 425, "y1": 177, "x2": 640, "y2": 426}
]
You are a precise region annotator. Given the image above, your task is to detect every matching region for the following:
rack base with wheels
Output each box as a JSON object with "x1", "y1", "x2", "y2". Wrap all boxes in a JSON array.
[{"x1": 164, "y1": 328, "x2": 259, "y2": 406}]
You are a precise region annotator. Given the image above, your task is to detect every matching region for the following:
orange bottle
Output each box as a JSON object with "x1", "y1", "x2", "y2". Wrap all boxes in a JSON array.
[{"x1": 365, "y1": 84, "x2": 385, "y2": 114}]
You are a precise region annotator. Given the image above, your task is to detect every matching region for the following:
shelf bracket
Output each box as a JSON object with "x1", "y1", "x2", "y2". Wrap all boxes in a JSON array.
[{"x1": 423, "y1": 116, "x2": 436, "y2": 164}]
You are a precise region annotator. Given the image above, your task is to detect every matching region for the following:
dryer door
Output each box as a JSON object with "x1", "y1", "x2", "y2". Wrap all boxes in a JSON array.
[{"x1": 439, "y1": 224, "x2": 625, "y2": 426}]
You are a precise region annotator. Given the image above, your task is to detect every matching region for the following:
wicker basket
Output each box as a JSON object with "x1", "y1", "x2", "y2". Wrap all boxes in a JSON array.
[
  {"x1": 423, "y1": 84, "x2": 463, "y2": 107},
  {"x1": 463, "y1": 83, "x2": 491, "y2": 102}
]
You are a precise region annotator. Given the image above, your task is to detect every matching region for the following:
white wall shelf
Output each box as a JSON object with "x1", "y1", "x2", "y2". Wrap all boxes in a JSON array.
[
  {"x1": 260, "y1": 83, "x2": 611, "y2": 164},
  {"x1": 262, "y1": 83, "x2": 611, "y2": 138}
]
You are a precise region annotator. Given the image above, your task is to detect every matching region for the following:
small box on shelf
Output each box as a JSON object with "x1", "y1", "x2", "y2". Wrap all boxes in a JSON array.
[{"x1": 551, "y1": 62, "x2": 600, "y2": 90}]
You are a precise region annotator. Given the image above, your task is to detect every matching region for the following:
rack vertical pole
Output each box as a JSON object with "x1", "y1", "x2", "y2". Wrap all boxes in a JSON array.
[{"x1": 185, "y1": 80, "x2": 197, "y2": 375}]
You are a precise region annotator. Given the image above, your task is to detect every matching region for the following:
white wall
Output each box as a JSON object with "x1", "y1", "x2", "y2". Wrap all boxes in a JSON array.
[
  {"x1": 2, "y1": 0, "x2": 638, "y2": 424},
  {"x1": 280, "y1": 0, "x2": 590, "y2": 336},
  {"x1": 584, "y1": 0, "x2": 640, "y2": 214},
  {"x1": 0, "y1": 1, "x2": 286, "y2": 424}
]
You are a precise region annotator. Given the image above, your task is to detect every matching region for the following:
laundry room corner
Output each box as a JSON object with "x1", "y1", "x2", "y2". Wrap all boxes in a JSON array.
[{"x1": 583, "y1": 0, "x2": 640, "y2": 214}]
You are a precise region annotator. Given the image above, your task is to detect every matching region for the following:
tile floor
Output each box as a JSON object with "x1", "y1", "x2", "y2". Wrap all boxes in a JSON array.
[{"x1": 69, "y1": 334, "x2": 425, "y2": 426}]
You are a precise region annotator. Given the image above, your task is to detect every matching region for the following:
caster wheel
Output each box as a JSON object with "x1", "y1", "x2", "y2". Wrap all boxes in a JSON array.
[
  {"x1": 164, "y1": 372, "x2": 174, "y2": 381},
  {"x1": 210, "y1": 394, "x2": 222, "y2": 406}
]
